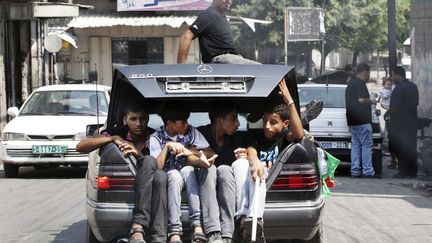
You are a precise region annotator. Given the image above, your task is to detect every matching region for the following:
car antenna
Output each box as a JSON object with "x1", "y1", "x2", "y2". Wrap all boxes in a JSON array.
[{"x1": 93, "y1": 63, "x2": 100, "y2": 134}]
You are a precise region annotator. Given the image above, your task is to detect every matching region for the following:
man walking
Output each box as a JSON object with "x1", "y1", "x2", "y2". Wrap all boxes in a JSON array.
[
  {"x1": 388, "y1": 66, "x2": 419, "y2": 178},
  {"x1": 177, "y1": 0, "x2": 259, "y2": 64},
  {"x1": 345, "y1": 63, "x2": 378, "y2": 178}
]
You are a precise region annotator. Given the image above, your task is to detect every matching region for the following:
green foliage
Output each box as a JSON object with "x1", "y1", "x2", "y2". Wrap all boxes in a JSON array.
[{"x1": 230, "y1": 0, "x2": 411, "y2": 63}]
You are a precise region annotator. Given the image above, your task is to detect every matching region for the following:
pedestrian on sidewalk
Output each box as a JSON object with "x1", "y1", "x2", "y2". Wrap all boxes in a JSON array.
[
  {"x1": 345, "y1": 63, "x2": 378, "y2": 178},
  {"x1": 387, "y1": 66, "x2": 419, "y2": 179}
]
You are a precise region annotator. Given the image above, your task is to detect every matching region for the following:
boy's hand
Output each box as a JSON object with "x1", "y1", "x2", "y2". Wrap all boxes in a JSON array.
[
  {"x1": 197, "y1": 150, "x2": 218, "y2": 168},
  {"x1": 234, "y1": 148, "x2": 247, "y2": 159},
  {"x1": 278, "y1": 78, "x2": 293, "y2": 104},
  {"x1": 118, "y1": 141, "x2": 139, "y2": 157},
  {"x1": 251, "y1": 160, "x2": 265, "y2": 182},
  {"x1": 167, "y1": 142, "x2": 187, "y2": 155}
]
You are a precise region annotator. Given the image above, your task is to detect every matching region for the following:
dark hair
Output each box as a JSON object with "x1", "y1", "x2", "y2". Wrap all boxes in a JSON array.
[
  {"x1": 159, "y1": 102, "x2": 190, "y2": 124},
  {"x1": 344, "y1": 64, "x2": 354, "y2": 72},
  {"x1": 355, "y1": 63, "x2": 370, "y2": 74},
  {"x1": 124, "y1": 102, "x2": 147, "y2": 117},
  {"x1": 265, "y1": 103, "x2": 290, "y2": 121},
  {"x1": 393, "y1": 66, "x2": 406, "y2": 79},
  {"x1": 208, "y1": 102, "x2": 237, "y2": 123}
]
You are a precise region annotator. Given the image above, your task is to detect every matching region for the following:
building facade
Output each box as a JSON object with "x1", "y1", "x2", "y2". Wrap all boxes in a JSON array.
[{"x1": 411, "y1": 0, "x2": 432, "y2": 136}]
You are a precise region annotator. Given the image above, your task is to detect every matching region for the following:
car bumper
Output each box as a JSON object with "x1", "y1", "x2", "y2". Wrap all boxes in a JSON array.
[
  {"x1": 0, "y1": 142, "x2": 88, "y2": 165},
  {"x1": 86, "y1": 197, "x2": 325, "y2": 242}
]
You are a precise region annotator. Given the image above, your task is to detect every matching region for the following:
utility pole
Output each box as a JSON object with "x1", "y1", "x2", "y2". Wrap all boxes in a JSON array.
[
  {"x1": 388, "y1": 0, "x2": 397, "y2": 74},
  {"x1": 320, "y1": 0, "x2": 326, "y2": 75}
]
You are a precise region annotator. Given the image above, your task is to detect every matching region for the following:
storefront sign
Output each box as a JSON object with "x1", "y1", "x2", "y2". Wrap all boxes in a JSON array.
[{"x1": 117, "y1": 0, "x2": 211, "y2": 11}]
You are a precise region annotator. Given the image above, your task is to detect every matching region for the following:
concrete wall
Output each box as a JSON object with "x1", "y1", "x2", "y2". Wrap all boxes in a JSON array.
[{"x1": 411, "y1": 0, "x2": 432, "y2": 135}]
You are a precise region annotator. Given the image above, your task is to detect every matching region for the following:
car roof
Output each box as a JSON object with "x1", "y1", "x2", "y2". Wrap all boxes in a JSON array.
[{"x1": 34, "y1": 84, "x2": 111, "y2": 92}]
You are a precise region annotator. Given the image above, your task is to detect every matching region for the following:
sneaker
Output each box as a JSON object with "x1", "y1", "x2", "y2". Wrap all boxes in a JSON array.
[
  {"x1": 243, "y1": 218, "x2": 265, "y2": 243},
  {"x1": 207, "y1": 232, "x2": 223, "y2": 243},
  {"x1": 301, "y1": 100, "x2": 323, "y2": 126}
]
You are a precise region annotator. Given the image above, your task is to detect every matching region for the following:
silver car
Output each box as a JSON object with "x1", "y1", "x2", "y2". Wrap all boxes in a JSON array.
[{"x1": 86, "y1": 64, "x2": 324, "y2": 243}]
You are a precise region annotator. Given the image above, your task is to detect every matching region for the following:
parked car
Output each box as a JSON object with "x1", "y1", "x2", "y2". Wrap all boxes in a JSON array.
[
  {"x1": 298, "y1": 83, "x2": 383, "y2": 174},
  {"x1": 86, "y1": 64, "x2": 324, "y2": 243},
  {"x1": 0, "y1": 84, "x2": 110, "y2": 178}
]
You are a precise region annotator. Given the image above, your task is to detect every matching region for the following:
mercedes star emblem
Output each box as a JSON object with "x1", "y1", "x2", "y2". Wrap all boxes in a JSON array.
[{"x1": 197, "y1": 64, "x2": 212, "y2": 74}]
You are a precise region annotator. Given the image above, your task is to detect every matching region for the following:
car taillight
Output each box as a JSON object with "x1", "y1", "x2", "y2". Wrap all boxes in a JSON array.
[
  {"x1": 97, "y1": 176, "x2": 135, "y2": 190},
  {"x1": 271, "y1": 163, "x2": 319, "y2": 190}
]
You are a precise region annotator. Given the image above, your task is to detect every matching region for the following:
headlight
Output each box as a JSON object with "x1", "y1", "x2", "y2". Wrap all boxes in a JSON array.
[
  {"x1": 2, "y1": 132, "x2": 27, "y2": 141},
  {"x1": 74, "y1": 132, "x2": 86, "y2": 141}
]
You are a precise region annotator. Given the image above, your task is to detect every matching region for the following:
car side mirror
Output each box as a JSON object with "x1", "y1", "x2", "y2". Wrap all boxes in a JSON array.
[
  {"x1": 86, "y1": 124, "x2": 102, "y2": 136},
  {"x1": 7, "y1": 107, "x2": 19, "y2": 117}
]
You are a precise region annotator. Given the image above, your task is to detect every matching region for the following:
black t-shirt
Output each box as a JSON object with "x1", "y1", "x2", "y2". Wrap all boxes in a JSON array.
[
  {"x1": 189, "y1": 6, "x2": 237, "y2": 63},
  {"x1": 101, "y1": 125, "x2": 154, "y2": 156},
  {"x1": 252, "y1": 129, "x2": 289, "y2": 167},
  {"x1": 390, "y1": 79, "x2": 419, "y2": 127},
  {"x1": 345, "y1": 77, "x2": 372, "y2": 125},
  {"x1": 197, "y1": 124, "x2": 245, "y2": 167}
]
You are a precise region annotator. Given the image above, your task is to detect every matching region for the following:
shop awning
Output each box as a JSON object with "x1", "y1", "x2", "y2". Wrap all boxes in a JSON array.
[
  {"x1": 67, "y1": 16, "x2": 196, "y2": 29},
  {"x1": 67, "y1": 15, "x2": 271, "y2": 32}
]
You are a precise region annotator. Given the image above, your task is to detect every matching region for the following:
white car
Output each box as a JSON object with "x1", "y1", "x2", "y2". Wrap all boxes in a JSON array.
[
  {"x1": 298, "y1": 83, "x2": 383, "y2": 175},
  {"x1": 1, "y1": 84, "x2": 110, "y2": 178}
]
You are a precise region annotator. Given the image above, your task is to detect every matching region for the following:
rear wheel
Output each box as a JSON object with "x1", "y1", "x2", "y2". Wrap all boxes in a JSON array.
[
  {"x1": 87, "y1": 222, "x2": 100, "y2": 243},
  {"x1": 3, "y1": 163, "x2": 19, "y2": 178},
  {"x1": 307, "y1": 224, "x2": 323, "y2": 243}
]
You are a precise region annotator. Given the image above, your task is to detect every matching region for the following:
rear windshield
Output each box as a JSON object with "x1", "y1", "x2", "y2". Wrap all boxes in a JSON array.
[
  {"x1": 148, "y1": 112, "x2": 248, "y2": 131},
  {"x1": 298, "y1": 86, "x2": 346, "y2": 108}
]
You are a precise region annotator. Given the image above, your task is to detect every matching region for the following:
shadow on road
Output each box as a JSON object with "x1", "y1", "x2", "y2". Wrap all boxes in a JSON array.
[
  {"x1": 52, "y1": 219, "x2": 86, "y2": 243},
  {"x1": 0, "y1": 165, "x2": 87, "y2": 179}
]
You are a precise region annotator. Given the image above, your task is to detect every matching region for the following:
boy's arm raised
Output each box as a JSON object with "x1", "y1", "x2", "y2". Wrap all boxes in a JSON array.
[{"x1": 278, "y1": 79, "x2": 304, "y2": 142}]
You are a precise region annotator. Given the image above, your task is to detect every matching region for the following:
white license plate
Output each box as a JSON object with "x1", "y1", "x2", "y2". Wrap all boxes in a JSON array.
[
  {"x1": 32, "y1": 145, "x2": 68, "y2": 154},
  {"x1": 319, "y1": 141, "x2": 350, "y2": 149}
]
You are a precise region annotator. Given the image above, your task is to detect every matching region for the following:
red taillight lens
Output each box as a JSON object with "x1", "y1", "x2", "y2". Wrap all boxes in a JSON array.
[
  {"x1": 270, "y1": 163, "x2": 319, "y2": 190},
  {"x1": 97, "y1": 176, "x2": 135, "y2": 190}
]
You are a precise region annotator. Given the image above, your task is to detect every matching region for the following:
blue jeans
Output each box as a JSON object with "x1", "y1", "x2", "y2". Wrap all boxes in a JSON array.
[
  {"x1": 167, "y1": 165, "x2": 220, "y2": 236},
  {"x1": 349, "y1": 124, "x2": 374, "y2": 176}
]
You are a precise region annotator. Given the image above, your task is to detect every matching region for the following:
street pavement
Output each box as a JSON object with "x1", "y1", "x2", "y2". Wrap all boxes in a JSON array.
[{"x1": 323, "y1": 156, "x2": 432, "y2": 243}]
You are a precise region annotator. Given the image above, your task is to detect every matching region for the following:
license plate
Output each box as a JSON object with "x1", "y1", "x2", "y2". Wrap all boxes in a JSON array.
[
  {"x1": 319, "y1": 141, "x2": 350, "y2": 149},
  {"x1": 32, "y1": 145, "x2": 68, "y2": 154}
]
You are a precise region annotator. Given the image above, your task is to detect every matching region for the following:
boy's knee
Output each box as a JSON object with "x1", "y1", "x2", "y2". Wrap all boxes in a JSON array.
[
  {"x1": 154, "y1": 170, "x2": 168, "y2": 187},
  {"x1": 232, "y1": 158, "x2": 249, "y2": 170},
  {"x1": 167, "y1": 170, "x2": 182, "y2": 183},
  {"x1": 217, "y1": 165, "x2": 233, "y2": 178}
]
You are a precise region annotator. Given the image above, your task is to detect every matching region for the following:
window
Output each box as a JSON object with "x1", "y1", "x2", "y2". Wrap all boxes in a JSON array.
[{"x1": 112, "y1": 37, "x2": 163, "y2": 70}]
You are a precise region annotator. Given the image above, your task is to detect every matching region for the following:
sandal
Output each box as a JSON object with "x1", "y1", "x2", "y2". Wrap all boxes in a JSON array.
[
  {"x1": 192, "y1": 232, "x2": 207, "y2": 243},
  {"x1": 129, "y1": 227, "x2": 146, "y2": 243}
]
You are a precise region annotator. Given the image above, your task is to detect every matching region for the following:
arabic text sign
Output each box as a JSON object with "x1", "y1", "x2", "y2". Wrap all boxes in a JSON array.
[
  {"x1": 118, "y1": 0, "x2": 211, "y2": 11},
  {"x1": 287, "y1": 7, "x2": 324, "y2": 42}
]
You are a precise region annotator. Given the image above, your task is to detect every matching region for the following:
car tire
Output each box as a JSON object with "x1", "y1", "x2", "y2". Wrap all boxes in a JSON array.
[
  {"x1": 307, "y1": 224, "x2": 323, "y2": 243},
  {"x1": 4, "y1": 163, "x2": 19, "y2": 178},
  {"x1": 87, "y1": 222, "x2": 100, "y2": 243},
  {"x1": 372, "y1": 149, "x2": 383, "y2": 175}
]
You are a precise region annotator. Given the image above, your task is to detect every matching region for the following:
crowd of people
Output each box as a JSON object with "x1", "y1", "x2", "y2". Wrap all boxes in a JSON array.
[{"x1": 345, "y1": 63, "x2": 419, "y2": 179}]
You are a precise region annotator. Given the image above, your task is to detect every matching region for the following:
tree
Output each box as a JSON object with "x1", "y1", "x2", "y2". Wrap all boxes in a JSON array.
[{"x1": 230, "y1": 0, "x2": 411, "y2": 66}]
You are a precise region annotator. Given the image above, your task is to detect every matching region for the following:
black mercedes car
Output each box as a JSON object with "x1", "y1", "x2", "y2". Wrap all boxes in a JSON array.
[{"x1": 85, "y1": 64, "x2": 324, "y2": 243}]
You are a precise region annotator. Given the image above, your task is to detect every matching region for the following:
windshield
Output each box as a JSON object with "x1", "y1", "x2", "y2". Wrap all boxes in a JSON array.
[
  {"x1": 298, "y1": 86, "x2": 346, "y2": 108},
  {"x1": 148, "y1": 112, "x2": 248, "y2": 131},
  {"x1": 20, "y1": 90, "x2": 109, "y2": 116}
]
